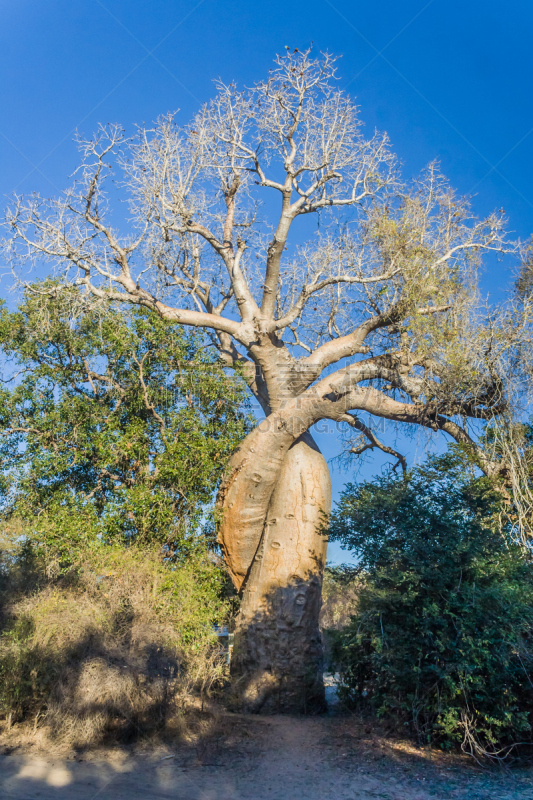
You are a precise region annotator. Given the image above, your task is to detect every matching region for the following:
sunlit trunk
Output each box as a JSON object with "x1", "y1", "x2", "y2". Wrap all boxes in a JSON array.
[{"x1": 218, "y1": 429, "x2": 331, "y2": 713}]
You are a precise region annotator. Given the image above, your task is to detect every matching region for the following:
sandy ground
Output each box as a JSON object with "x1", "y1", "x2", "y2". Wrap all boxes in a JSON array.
[{"x1": 1, "y1": 714, "x2": 533, "y2": 800}]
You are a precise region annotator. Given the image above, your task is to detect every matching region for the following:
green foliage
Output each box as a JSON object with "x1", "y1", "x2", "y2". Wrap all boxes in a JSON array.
[
  {"x1": 328, "y1": 451, "x2": 533, "y2": 760},
  {"x1": 0, "y1": 286, "x2": 252, "y2": 564}
]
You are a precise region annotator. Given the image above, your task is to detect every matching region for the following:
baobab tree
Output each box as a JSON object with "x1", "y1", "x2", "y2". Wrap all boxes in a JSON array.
[{"x1": 4, "y1": 50, "x2": 515, "y2": 712}]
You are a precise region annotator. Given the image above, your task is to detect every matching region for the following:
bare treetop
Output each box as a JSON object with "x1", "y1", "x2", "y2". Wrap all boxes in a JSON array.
[{"x1": 3, "y1": 49, "x2": 516, "y2": 455}]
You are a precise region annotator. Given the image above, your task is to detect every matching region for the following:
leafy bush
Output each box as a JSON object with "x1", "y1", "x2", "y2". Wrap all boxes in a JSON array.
[
  {"x1": 0, "y1": 537, "x2": 233, "y2": 747},
  {"x1": 0, "y1": 287, "x2": 246, "y2": 748},
  {"x1": 328, "y1": 451, "x2": 533, "y2": 760},
  {"x1": 0, "y1": 286, "x2": 252, "y2": 563}
]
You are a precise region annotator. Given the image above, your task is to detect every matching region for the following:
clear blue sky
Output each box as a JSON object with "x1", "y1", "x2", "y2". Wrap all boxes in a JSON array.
[{"x1": 1, "y1": 0, "x2": 532, "y2": 560}]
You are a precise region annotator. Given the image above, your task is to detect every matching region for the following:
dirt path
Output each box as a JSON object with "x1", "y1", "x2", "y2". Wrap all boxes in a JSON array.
[{"x1": 1, "y1": 714, "x2": 533, "y2": 799}]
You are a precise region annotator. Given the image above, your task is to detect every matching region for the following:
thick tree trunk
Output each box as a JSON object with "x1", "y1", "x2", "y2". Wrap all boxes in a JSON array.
[{"x1": 219, "y1": 432, "x2": 331, "y2": 713}]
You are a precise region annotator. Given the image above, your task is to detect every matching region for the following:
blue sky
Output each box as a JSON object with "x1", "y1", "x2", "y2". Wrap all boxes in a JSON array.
[{"x1": 1, "y1": 0, "x2": 532, "y2": 560}]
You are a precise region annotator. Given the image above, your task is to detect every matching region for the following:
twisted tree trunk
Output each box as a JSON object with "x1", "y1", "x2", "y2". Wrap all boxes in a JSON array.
[{"x1": 218, "y1": 426, "x2": 331, "y2": 713}]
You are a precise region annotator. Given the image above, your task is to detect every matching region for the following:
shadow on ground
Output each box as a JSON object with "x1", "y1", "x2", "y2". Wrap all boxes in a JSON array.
[{"x1": 2, "y1": 713, "x2": 533, "y2": 800}]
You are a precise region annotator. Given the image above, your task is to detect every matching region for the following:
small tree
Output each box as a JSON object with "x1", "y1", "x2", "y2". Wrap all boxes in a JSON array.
[
  {"x1": 0, "y1": 288, "x2": 251, "y2": 563},
  {"x1": 328, "y1": 451, "x2": 533, "y2": 761},
  {"x1": 3, "y1": 50, "x2": 517, "y2": 711}
]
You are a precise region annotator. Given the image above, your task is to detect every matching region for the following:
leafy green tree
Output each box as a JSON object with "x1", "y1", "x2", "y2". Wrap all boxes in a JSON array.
[
  {"x1": 0, "y1": 287, "x2": 252, "y2": 564},
  {"x1": 328, "y1": 451, "x2": 533, "y2": 760}
]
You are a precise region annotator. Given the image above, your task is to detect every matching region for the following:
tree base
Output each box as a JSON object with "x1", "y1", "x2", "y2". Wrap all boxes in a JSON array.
[
  {"x1": 228, "y1": 669, "x2": 327, "y2": 715},
  {"x1": 228, "y1": 575, "x2": 327, "y2": 715}
]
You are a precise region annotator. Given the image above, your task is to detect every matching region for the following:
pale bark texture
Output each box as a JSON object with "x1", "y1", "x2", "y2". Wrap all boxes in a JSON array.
[
  {"x1": 4, "y1": 50, "x2": 519, "y2": 712},
  {"x1": 224, "y1": 434, "x2": 331, "y2": 712}
]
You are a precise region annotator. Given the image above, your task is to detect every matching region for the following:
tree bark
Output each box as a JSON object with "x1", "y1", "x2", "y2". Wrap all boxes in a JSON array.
[{"x1": 220, "y1": 432, "x2": 331, "y2": 713}]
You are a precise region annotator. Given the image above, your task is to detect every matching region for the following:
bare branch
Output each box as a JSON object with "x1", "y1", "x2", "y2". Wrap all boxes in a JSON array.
[
  {"x1": 2, "y1": 50, "x2": 520, "y2": 495},
  {"x1": 342, "y1": 412, "x2": 407, "y2": 472}
]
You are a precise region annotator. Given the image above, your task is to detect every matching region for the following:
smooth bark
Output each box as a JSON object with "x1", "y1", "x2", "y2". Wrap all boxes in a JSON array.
[{"x1": 219, "y1": 433, "x2": 331, "y2": 713}]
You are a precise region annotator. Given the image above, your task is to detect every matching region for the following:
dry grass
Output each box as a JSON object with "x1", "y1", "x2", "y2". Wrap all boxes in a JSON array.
[
  {"x1": 320, "y1": 567, "x2": 362, "y2": 669},
  {"x1": 320, "y1": 567, "x2": 361, "y2": 630},
  {"x1": 0, "y1": 543, "x2": 232, "y2": 751}
]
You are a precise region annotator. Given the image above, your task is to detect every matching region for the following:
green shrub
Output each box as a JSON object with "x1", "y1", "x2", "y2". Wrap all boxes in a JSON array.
[
  {"x1": 0, "y1": 287, "x2": 252, "y2": 562},
  {"x1": 0, "y1": 287, "x2": 246, "y2": 748},
  {"x1": 328, "y1": 451, "x2": 533, "y2": 761}
]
